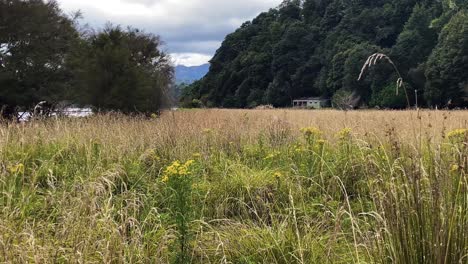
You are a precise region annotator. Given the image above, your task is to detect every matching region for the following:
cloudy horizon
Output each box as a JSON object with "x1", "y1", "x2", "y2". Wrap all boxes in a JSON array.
[{"x1": 57, "y1": 0, "x2": 282, "y2": 66}]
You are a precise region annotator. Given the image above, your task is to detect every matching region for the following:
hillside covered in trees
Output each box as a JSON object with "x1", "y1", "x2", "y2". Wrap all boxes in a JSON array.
[{"x1": 182, "y1": 0, "x2": 468, "y2": 109}]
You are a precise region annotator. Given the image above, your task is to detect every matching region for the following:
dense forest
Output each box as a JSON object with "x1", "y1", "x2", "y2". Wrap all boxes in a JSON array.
[
  {"x1": 182, "y1": 0, "x2": 468, "y2": 109},
  {"x1": 0, "y1": 0, "x2": 173, "y2": 119}
]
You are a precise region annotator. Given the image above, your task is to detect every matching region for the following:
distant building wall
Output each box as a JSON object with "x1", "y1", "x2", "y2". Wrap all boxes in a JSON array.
[{"x1": 293, "y1": 98, "x2": 330, "y2": 109}]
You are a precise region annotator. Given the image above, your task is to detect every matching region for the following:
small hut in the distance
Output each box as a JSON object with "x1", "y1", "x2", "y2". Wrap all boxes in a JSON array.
[{"x1": 293, "y1": 97, "x2": 330, "y2": 109}]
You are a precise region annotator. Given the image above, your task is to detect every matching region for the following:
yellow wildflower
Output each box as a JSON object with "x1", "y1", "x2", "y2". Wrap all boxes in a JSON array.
[
  {"x1": 162, "y1": 159, "x2": 196, "y2": 182},
  {"x1": 273, "y1": 172, "x2": 283, "y2": 178},
  {"x1": 337, "y1": 128, "x2": 352, "y2": 140},
  {"x1": 300, "y1": 127, "x2": 322, "y2": 138},
  {"x1": 317, "y1": 139, "x2": 326, "y2": 145},
  {"x1": 264, "y1": 151, "x2": 280, "y2": 160},
  {"x1": 161, "y1": 175, "x2": 169, "y2": 183},
  {"x1": 447, "y1": 129, "x2": 467, "y2": 140},
  {"x1": 184, "y1": 160, "x2": 195, "y2": 167},
  {"x1": 179, "y1": 168, "x2": 188, "y2": 176},
  {"x1": 164, "y1": 161, "x2": 180, "y2": 176},
  {"x1": 295, "y1": 147, "x2": 305, "y2": 153},
  {"x1": 450, "y1": 164, "x2": 459, "y2": 173},
  {"x1": 7, "y1": 163, "x2": 25, "y2": 174}
]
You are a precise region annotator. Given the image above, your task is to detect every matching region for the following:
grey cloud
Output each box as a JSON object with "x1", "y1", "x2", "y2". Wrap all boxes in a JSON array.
[
  {"x1": 168, "y1": 40, "x2": 222, "y2": 55},
  {"x1": 121, "y1": 0, "x2": 157, "y2": 7},
  {"x1": 59, "y1": 0, "x2": 282, "y2": 64}
]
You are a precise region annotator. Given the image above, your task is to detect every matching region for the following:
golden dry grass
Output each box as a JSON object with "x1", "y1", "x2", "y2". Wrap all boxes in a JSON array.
[
  {"x1": 2, "y1": 109, "x2": 467, "y2": 147},
  {"x1": 0, "y1": 109, "x2": 466, "y2": 263}
]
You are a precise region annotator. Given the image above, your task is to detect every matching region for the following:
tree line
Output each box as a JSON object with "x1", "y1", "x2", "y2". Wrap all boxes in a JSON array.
[
  {"x1": 182, "y1": 0, "x2": 468, "y2": 109},
  {"x1": 0, "y1": 0, "x2": 173, "y2": 120}
]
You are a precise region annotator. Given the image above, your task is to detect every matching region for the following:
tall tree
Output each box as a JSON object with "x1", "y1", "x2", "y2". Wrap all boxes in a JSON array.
[
  {"x1": 392, "y1": 4, "x2": 440, "y2": 74},
  {"x1": 72, "y1": 25, "x2": 173, "y2": 113},
  {"x1": 424, "y1": 10, "x2": 468, "y2": 107},
  {"x1": 0, "y1": 0, "x2": 79, "y2": 118}
]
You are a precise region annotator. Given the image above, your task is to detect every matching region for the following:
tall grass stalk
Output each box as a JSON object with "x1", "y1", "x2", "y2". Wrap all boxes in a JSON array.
[{"x1": 358, "y1": 53, "x2": 411, "y2": 108}]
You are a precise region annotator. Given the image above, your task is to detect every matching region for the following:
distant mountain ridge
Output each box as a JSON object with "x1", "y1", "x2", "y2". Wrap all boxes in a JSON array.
[{"x1": 175, "y1": 64, "x2": 209, "y2": 84}]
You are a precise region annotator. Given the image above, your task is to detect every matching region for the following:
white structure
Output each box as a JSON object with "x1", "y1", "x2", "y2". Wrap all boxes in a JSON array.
[{"x1": 293, "y1": 97, "x2": 330, "y2": 109}]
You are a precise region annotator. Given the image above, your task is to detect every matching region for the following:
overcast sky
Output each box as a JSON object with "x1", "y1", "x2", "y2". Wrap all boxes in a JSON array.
[{"x1": 57, "y1": 0, "x2": 282, "y2": 66}]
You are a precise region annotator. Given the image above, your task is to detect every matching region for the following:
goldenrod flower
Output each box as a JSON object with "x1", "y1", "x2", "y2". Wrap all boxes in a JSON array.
[
  {"x1": 184, "y1": 160, "x2": 195, "y2": 167},
  {"x1": 447, "y1": 129, "x2": 467, "y2": 140},
  {"x1": 7, "y1": 163, "x2": 25, "y2": 174},
  {"x1": 179, "y1": 168, "x2": 188, "y2": 176},
  {"x1": 295, "y1": 147, "x2": 305, "y2": 153},
  {"x1": 450, "y1": 164, "x2": 459, "y2": 173},
  {"x1": 300, "y1": 127, "x2": 322, "y2": 138},
  {"x1": 317, "y1": 139, "x2": 326, "y2": 145},
  {"x1": 273, "y1": 172, "x2": 283, "y2": 178},
  {"x1": 337, "y1": 128, "x2": 352, "y2": 140},
  {"x1": 162, "y1": 159, "x2": 196, "y2": 182},
  {"x1": 161, "y1": 175, "x2": 169, "y2": 183},
  {"x1": 264, "y1": 151, "x2": 280, "y2": 160}
]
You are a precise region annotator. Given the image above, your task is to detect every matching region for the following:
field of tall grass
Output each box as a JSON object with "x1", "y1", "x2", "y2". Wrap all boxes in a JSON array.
[{"x1": 0, "y1": 109, "x2": 467, "y2": 263}]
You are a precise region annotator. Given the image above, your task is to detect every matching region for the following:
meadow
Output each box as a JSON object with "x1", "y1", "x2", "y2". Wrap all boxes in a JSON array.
[{"x1": 0, "y1": 109, "x2": 467, "y2": 263}]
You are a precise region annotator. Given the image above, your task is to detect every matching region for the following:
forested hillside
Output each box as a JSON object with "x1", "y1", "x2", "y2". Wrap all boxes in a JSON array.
[{"x1": 183, "y1": 0, "x2": 468, "y2": 108}]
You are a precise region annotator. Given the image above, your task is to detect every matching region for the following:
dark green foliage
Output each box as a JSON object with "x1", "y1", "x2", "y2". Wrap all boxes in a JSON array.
[
  {"x1": 424, "y1": 10, "x2": 468, "y2": 107},
  {"x1": 0, "y1": 0, "x2": 79, "y2": 115},
  {"x1": 71, "y1": 26, "x2": 173, "y2": 113},
  {"x1": 0, "y1": 1, "x2": 173, "y2": 116},
  {"x1": 370, "y1": 83, "x2": 408, "y2": 109},
  {"x1": 185, "y1": 0, "x2": 467, "y2": 108}
]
